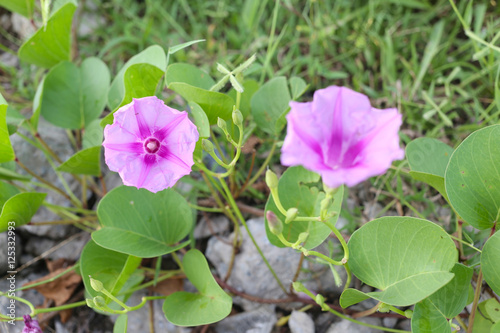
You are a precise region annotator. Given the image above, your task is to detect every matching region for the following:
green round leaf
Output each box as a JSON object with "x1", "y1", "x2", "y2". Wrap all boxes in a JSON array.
[
  {"x1": 101, "y1": 63, "x2": 165, "y2": 126},
  {"x1": 482, "y1": 231, "x2": 500, "y2": 296},
  {"x1": 0, "y1": 0, "x2": 34, "y2": 17},
  {"x1": 348, "y1": 216, "x2": 457, "y2": 306},
  {"x1": 445, "y1": 125, "x2": 500, "y2": 230},
  {"x1": 189, "y1": 101, "x2": 210, "y2": 138},
  {"x1": 56, "y1": 146, "x2": 101, "y2": 176},
  {"x1": 93, "y1": 186, "x2": 193, "y2": 258},
  {"x1": 113, "y1": 314, "x2": 128, "y2": 333},
  {"x1": 428, "y1": 263, "x2": 473, "y2": 318},
  {"x1": 251, "y1": 76, "x2": 291, "y2": 136},
  {"x1": 411, "y1": 298, "x2": 450, "y2": 333},
  {"x1": 163, "y1": 249, "x2": 232, "y2": 326},
  {"x1": 265, "y1": 166, "x2": 343, "y2": 250},
  {"x1": 0, "y1": 192, "x2": 46, "y2": 232},
  {"x1": 80, "y1": 240, "x2": 143, "y2": 307},
  {"x1": 41, "y1": 58, "x2": 110, "y2": 129},
  {"x1": 478, "y1": 299, "x2": 500, "y2": 323},
  {"x1": 167, "y1": 82, "x2": 234, "y2": 125},
  {"x1": 18, "y1": 1, "x2": 76, "y2": 68},
  {"x1": 0, "y1": 94, "x2": 14, "y2": 163},
  {"x1": 107, "y1": 45, "x2": 166, "y2": 111},
  {"x1": 165, "y1": 63, "x2": 215, "y2": 90},
  {"x1": 406, "y1": 137, "x2": 453, "y2": 200}
]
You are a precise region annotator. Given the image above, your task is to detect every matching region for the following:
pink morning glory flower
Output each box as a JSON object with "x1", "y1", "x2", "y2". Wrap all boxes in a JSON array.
[
  {"x1": 103, "y1": 96, "x2": 199, "y2": 193},
  {"x1": 281, "y1": 86, "x2": 404, "y2": 188},
  {"x1": 22, "y1": 315, "x2": 42, "y2": 333}
]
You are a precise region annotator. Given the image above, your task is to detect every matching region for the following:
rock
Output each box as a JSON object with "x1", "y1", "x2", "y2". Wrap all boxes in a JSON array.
[
  {"x1": 383, "y1": 317, "x2": 398, "y2": 328},
  {"x1": 11, "y1": 13, "x2": 36, "y2": 39},
  {"x1": 10, "y1": 119, "x2": 80, "y2": 239},
  {"x1": 289, "y1": 310, "x2": 315, "y2": 333},
  {"x1": 326, "y1": 317, "x2": 383, "y2": 333},
  {"x1": 0, "y1": 52, "x2": 18, "y2": 67},
  {"x1": 215, "y1": 309, "x2": 276, "y2": 333},
  {"x1": 206, "y1": 218, "x2": 301, "y2": 310},
  {"x1": 55, "y1": 320, "x2": 70, "y2": 333},
  {"x1": 194, "y1": 215, "x2": 230, "y2": 239},
  {"x1": 364, "y1": 202, "x2": 383, "y2": 221},
  {"x1": 206, "y1": 218, "x2": 346, "y2": 311},
  {"x1": 23, "y1": 233, "x2": 89, "y2": 261}
]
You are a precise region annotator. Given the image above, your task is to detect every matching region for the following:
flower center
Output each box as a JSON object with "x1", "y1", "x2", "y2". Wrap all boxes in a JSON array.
[{"x1": 144, "y1": 137, "x2": 161, "y2": 154}]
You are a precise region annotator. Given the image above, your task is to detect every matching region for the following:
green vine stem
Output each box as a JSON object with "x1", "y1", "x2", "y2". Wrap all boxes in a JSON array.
[
  {"x1": 219, "y1": 178, "x2": 288, "y2": 293},
  {"x1": 294, "y1": 283, "x2": 409, "y2": 333}
]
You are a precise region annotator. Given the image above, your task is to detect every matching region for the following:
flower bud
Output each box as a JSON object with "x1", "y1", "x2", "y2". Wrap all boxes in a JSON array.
[
  {"x1": 378, "y1": 303, "x2": 391, "y2": 313},
  {"x1": 292, "y1": 281, "x2": 307, "y2": 293},
  {"x1": 320, "y1": 197, "x2": 332, "y2": 212},
  {"x1": 297, "y1": 232, "x2": 309, "y2": 244},
  {"x1": 89, "y1": 276, "x2": 104, "y2": 292},
  {"x1": 202, "y1": 139, "x2": 214, "y2": 153},
  {"x1": 86, "y1": 298, "x2": 95, "y2": 308},
  {"x1": 315, "y1": 294, "x2": 325, "y2": 306},
  {"x1": 217, "y1": 118, "x2": 227, "y2": 132},
  {"x1": 265, "y1": 169, "x2": 279, "y2": 189},
  {"x1": 285, "y1": 208, "x2": 298, "y2": 224},
  {"x1": 232, "y1": 109, "x2": 243, "y2": 127},
  {"x1": 404, "y1": 309, "x2": 413, "y2": 318},
  {"x1": 93, "y1": 296, "x2": 107, "y2": 308},
  {"x1": 266, "y1": 210, "x2": 283, "y2": 235}
]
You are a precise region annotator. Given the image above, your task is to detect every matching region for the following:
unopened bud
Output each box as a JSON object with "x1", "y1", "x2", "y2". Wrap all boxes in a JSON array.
[
  {"x1": 404, "y1": 309, "x2": 413, "y2": 318},
  {"x1": 89, "y1": 277, "x2": 104, "y2": 292},
  {"x1": 202, "y1": 139, "x2": 214, "y2": 153},
  {"x1": 315, "y1": 294, "x2": 325, "y2": 306},
  {"x1": 93, "y1": 296, "x2": 107, "y2": 308},
  {"x1": 320, "y1": 197, "x2": 332, "y2": 212},
  {"x1": 378, "y1": 303, "x2": 391, "y2": 313},
  {"x1": 232, "y1": 109, "x2": 243, "y2": 127},
  {"x1": 265, "y1": 169, "x2": 279, "y2": 189},
  {"x1": 86, "y1": 298, "x2": 95, "y2": 308},
  {"x1": 266, "y1": 210, "x2": 283, "y2": 235},
  {"x1": 292, "y1": 281, "x2": 307, "y2": 293},
  {"x1": 285, "y1": 208, "x2": 298, "y2": 224},
  {"x1": 297, "y1": 232, "x2": 309, "y2": 244},
  {"x1": 217, "y1": 118, "x2": 227, "y2": 132}
]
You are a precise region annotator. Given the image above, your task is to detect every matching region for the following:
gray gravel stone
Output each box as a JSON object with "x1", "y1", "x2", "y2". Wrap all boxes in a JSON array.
[
  {"x1": 194, "y1": 215, "x2": 230, "y2": 239},
  {"x1": 289, "y1": 310, "x2": 315, "y2": 333},
  {"x1": 215, "y1": 309, "x2": 276, "y2": 333}
]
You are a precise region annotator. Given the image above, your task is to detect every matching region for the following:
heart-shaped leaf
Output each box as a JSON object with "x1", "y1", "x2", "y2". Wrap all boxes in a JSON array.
[
  {"x1": 445, "y1": 125, "x2": 500, "y2": 230},
  {"x1": 0, "y1": 0, "x2": 34, "y2": 17},
  {"x1": 251, "y1": 76, "x2": 291, "y2": 136},
  {"x1": 18, "y1": 1, "x2": 76, "y2": 68},
  {"x1": 165, "y1": 63, "x2": 215, "y2": 90},
  {"x1": 166, "y1": 82, "x2": 234, "y2": 125},
  {"x1": 163, "y1": 249, "x2": 232, "y2": 326},
  {"x1": 0, "y1": 93, "x2": 14, "y2": 163},
  {"x1": 108, "y1": 45, "x2": 166, "y2": 111},
  {"x1": 113, "y1": 314, "x2": 128, "y2": 332},
  {"x1": 289, "y1": 76, "x2": 309, "y2": 100},
  {"x1": 101, "y1": 63, "x2": 165, "y2": 126},
  {"x1": 0, "y1": 192, "x2": 47, "y2": 232},
  {"x1": 41, "y1": 58, "x2": 110, "y2": 129},
  {"x1": 93, "y1": 186, "x2": 192, "y2": 258},
  {"x1": 56, "y1": 146, "x2": 101, "y2": 176},
  {"x1": 478, "y1": 299, "x2": 500, "y2": 323},
  {"x1": 80, "y1": 240, "x2": 143, "y2": 307},
  {"x1": 346, "y1": 216, "x2": 457, "y2": 306},
  {"x1": 406, "y1": 137, "x2": 453, "y2": 200},
  {"x1": 411, "y1": 298, "x2": 450, "y2": 333},
  {"x1": 482, "y1": 231, "x2": 500, "y2": 295},
  {"x1": 265, "y1": 166, "x2": 343, "y2": 250},
  {"x1": 189, "y1": 101, "x2": 210, "y2": 138},
  {"x1": 428, "y1": 263, "x2": 473, "y2": 318}
]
